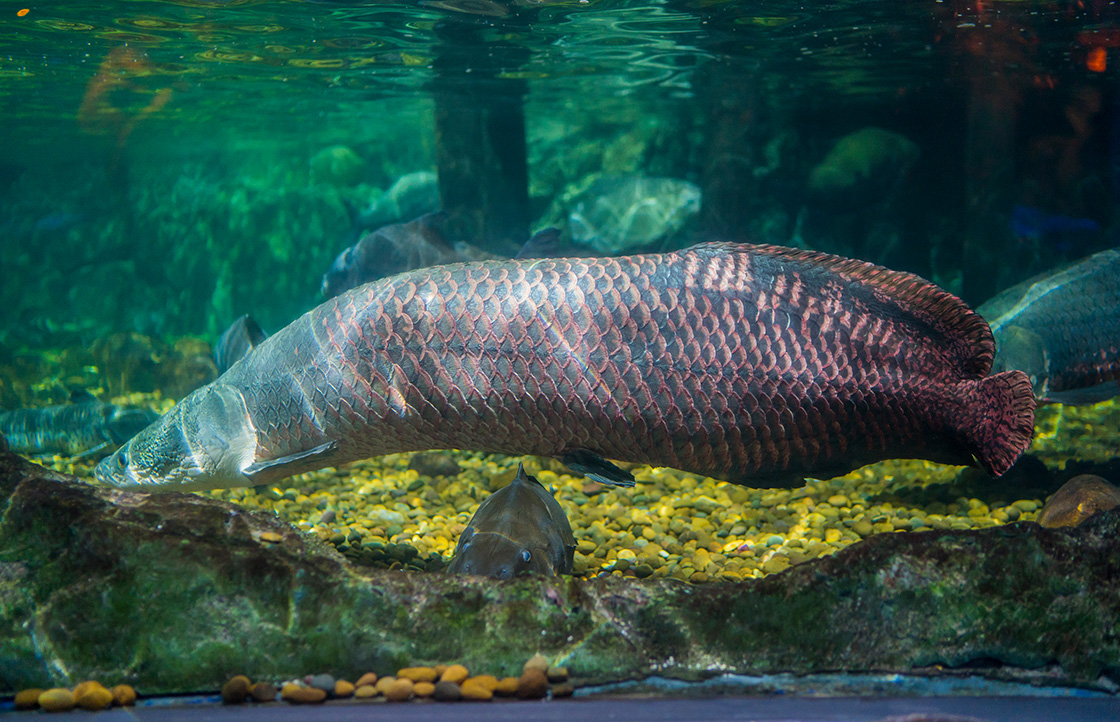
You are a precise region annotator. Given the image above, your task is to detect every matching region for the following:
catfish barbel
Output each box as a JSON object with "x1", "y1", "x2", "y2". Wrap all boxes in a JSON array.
[{"x1": 95, "y1": 242, "x2": 1036, "y2": 492}]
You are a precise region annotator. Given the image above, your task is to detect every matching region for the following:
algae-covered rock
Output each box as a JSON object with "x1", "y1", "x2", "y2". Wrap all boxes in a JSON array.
[
  {"x1": 568, "y1": 175, "x2": 700, "y2": 254},
  {"x1": 808, "y1": 127, "x2": 919, "y2": 204},
  {"x1": 1, "y1": 451, "x2": 1118, "y2": 694},
  {"x1": 309, "y1": 145, "x2": 365, "y2": 188}
]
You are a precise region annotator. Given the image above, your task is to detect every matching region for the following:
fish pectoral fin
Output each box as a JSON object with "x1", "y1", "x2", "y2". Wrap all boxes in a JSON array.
[
  {"x1": 244, "y1": 440, "x2": 340, "y2": 479},
  {"x1": 560, "y1": 449, "x2": 635, "y2": 488}
]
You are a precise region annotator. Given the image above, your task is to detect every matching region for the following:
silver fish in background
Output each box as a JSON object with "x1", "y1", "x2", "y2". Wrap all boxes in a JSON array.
[
  {"x1": 321, "y1": 212, "x2": 501, "y2": 298},
  {"x1": 977, "y1": 247, "x2": 1120, "y2": 404},
  {"x1": 322, "y1": 212, "x2": 570, "y2": 298},
  {"x1": 447, "y1": 463, "x2": 575, "y2": 579},
  {"x1": 0, "y1": 396, "x2": 159, "y2": 457}
]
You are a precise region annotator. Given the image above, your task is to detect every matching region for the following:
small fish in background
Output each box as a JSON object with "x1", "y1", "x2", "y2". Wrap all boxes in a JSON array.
[
  {"x1": 321, "y1": 212, "x2": 566, "y2": 298},
  {"x1": 1010, "y1": 204, "x2": 1100, "y2": 250},
  {"x1": 215, "y1": 314, "x2": 268, "y2": 374},
  {"x1": 0, "y1": 392, "x2": 159, "y2": 458},
  {"x1": 31, "y1": 209, "x2": 87, "y2": 235},
  {"x1": 977, "y1": 246, "x2": 1120, "y2": 404},
  {"x1": 447, "y1": 463, "x2": 576, "y2": 579}
]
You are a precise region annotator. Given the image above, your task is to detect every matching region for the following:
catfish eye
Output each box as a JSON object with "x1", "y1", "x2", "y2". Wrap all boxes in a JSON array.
[{"x1": 520, "y1": 549, "x2": 532, "y2": 564}]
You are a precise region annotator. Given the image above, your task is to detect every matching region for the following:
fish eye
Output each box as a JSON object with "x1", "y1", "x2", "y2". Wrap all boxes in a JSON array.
[
  {"x1": 116, "y1": 450, "x2": 129, "y2": 469},
  {"x1": 520, "y1": 550, "x2": 532, "y2": 564}
]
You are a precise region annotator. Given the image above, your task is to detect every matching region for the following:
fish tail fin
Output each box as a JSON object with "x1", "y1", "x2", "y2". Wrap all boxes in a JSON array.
[{"x1": 955, "y1": 370, "x2": 1036, "y2": 477}]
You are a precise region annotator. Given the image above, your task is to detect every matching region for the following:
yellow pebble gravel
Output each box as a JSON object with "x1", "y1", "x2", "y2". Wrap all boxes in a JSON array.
[{"x1": 53, "y1": 393, "x2": 1096, "y2": 584}]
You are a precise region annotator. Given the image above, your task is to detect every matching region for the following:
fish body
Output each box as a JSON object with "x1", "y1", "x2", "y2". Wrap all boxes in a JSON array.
[
  {"x1": 977, "y1": 247, "x2": 1120, "y2": 404},
  {"x1": 96, "y1": 242, "x2": 1035, "y2": 492},
  {"x1": 1, "y1": 400, "x2": 158, "y2": 456},
  {"x1": 447, "y1": 463, "x2": 575, "y2": 578}
]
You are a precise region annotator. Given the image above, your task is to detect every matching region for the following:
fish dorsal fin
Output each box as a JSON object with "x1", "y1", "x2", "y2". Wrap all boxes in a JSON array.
[{"x1": 688, "y1": 242, "x2": 995, "y2": 378}]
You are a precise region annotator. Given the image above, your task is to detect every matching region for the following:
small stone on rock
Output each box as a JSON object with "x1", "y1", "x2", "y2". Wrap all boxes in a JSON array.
[
  {"x1": 281, "y1": 683, "x2": 327, "y2": 704},
  {"x1": 374, "y1": 676, "x2": 396, "y2": 695},
  {"x1": 307, "y1": 673, "x2": 335, "y2": 694},
  {"x1": 334, "y1": 680, "x2": 355, "y2": 698},
  {"x1": 75, "y1": 682, "x2": 113, "y2": 711},
  {"x1": 494, "y1": 677, "x2": 520, "y2": 696},
  {"x1": 466, "y1": 674, "x2": 498, "y2": 691},
  {"x1": 111, "y1": 685, "x2": 137, "y2": 706},
  {"x1": 1038, "y1": 474, "x2": 1120, "y2": 528},
  {"x1": 38, "y1": 688, "x2": 76, "y2": 713},
  {"x1": 440, "y1": 663, "x2": 469, "y2": 684},
  {"x1": 546, "y1": 665, "x2": 569, "y2": 682},
  {"x1": 221, "y1": 675, "x2": 251, "y2": 704},
  {"x1": 249, "y1": 682, "x2": 277, "y2": 702},
  {"x1": 460, "y1": 678, "x2": 493, "y2": 701},
  {"x1": 354, "y1": 685, "x2": 378, "y2": 699},
  {"x1": 522, "y1": 653, "x2": 549, "y2": 674},
  {"x1": 15, "y1": 689, "x2": 43, "y2": 710},
  {"x1": 517, "y1": 669, "x2": 549, "y2": 699},
  {"x1": 397, "y1": 666, "x2": 438, "y2": 683},
  {"x1": 354, "y1": 672, "x2": 378, "y2": 688},
  {"x1": 383, "y1": 678, "x2": 414, "y2": 702},
  {"x1": 433, "y1": 680, "x2": 462, "y2": 701},
  {"x1": 552, "y1": 682, "x2": 575, "y2": 698},
  {"x1": 414, "y1": 681, "x2": 436, "y2": 697}
]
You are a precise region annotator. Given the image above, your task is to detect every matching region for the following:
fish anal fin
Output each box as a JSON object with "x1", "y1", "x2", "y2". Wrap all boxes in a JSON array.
[
  {"x1": 560, "y1": 449, "x2": 635, "y2": 488},
  {"x1": 245, "y1": 440, "x2": 339, "y2": 479}
]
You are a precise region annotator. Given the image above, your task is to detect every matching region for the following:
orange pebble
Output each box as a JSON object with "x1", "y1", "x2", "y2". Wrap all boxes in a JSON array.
[
  {"x1": 440, "y1": 664, "x2": 469, "y2": 684},
  {"x1": 111, "y1": 685, "x2": 137, "y2": 706},
  {"x1": 465, "y1": 674, "x2": 498, "y2": 691}
]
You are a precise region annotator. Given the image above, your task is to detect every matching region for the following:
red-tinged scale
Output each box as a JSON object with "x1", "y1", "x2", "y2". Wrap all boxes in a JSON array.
[{"x1": 97, "y1": 242, "x2": 1036, "y2": 492}]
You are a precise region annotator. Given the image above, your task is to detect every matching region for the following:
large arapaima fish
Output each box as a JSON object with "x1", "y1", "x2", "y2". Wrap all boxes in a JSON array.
[{"x1": 95, "y1": 242, "x2": 1035, "y2": 492}]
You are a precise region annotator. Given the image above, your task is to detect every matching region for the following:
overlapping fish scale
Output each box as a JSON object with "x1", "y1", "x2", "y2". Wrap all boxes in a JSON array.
[{"x1": 219, "y1": 241, "x2": 1034, "y2": 486}]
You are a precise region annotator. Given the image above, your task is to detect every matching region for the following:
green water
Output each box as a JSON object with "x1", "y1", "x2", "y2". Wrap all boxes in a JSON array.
[
  {"x1": 0, "y1": 0, "x2": 1117, "y2": 465},
  {"x1": 3, "y1": 1, "x2": 1116, "y2": 341}
]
